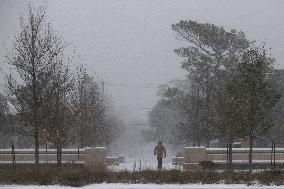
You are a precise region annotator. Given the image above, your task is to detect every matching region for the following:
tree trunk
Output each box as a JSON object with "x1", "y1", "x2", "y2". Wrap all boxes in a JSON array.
[
  {"x1": 56, "y1": 127, "x2": 62, "y2": 169},
  {"x1": 249, "y1": 134, "x2": 253, "y2": 173},
  {"x1": 57, "y1": 143, "x2": 62, "y2": 169},
  {"x1": 228, "y1": 142, "x2": 233, "y2": 172},
  {"x1": 273, "y1": 142, "x2": 276, "y2": 171},
  {"x1": 226, "y1": 144, "x2": 229, "y2": 165},
  {"x1": 34, "y1": 111, "x2": 39, "y2": 165},
  {"x1": 34, "y1": 129, "x2": 39, "y2": 164},
  {"x1": 33, "y1": 95, "x2": 39, "y2": 165},
  {"x1": 271, "y1": 141, "x2": 273, "y2": 171},
  {"x1": 206, "y1": 140, "x2": 210, "y2": 148},
  {"x1": 45, "y1": 144, "x2": 48, "y2": 163},
  {"x1": 59, "y1": 146, "x2": 62, "y2": 168}
]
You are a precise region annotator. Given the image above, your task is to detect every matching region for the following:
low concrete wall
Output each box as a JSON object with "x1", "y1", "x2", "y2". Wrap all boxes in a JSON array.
[
  {"x1": 0, "y1": 147, "x2": 123, "y2": 171},
  {"x1": 173, "y1": 147, "x2": 284, "y2": 170},
  {"x1": 85, "y1": 147, "x2": 107, "y2": 171}
]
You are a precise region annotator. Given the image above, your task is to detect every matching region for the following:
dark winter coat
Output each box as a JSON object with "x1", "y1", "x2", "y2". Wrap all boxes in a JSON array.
[{"x1": 154, "y1": 144, "x2": 166, "y2": 159}]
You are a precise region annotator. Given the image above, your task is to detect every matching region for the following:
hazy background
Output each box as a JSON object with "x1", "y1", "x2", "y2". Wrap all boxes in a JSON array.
[{"x1": 1, "y1": 0, "x2": 284, "y2": 125}]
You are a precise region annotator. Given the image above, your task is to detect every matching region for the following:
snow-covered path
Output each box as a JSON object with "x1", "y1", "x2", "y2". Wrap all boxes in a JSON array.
[
  {"x1": 109, "y1": 124, "x2": 184, "y2": 171},
  {"x1": 1, "y1": 184, "x2": 284, "y2": 189}
]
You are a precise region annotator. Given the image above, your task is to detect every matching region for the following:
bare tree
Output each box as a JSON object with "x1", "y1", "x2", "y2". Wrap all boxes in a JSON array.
[
  {"x1": 0, "y1": 94, "x2": 11, "y2": 138},
  {"x1": 42, "y1": 64, "x2": 75, "y2": 167},
  {"x1": 5, "y1": 4, "x2": 66, "y2": 165},
  {"x1": 72, "y1": 70, "x2": 106, "y2": 147}
]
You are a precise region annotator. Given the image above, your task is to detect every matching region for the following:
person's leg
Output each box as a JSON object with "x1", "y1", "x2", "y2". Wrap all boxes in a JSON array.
[{"x1": 157, "y1": 158, "x2": 162, "y2": 170}]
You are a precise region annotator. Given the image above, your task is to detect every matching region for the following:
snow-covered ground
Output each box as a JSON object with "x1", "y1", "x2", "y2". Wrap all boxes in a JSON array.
[
  {"x1": 109, "y1": 141, "x2": 183, "y2": 171},
  {"x1": 108, "y1": 140, "x2": 173, "y2": 171},
  {"x1": 1, "y1": 184, "x2": 284, "y2": 189},
  {"x1": 108, "y1": 123, "x2": 184, "y2": 171}
]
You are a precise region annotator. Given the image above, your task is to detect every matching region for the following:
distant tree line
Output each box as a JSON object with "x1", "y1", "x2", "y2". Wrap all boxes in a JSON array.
[
  {"x1": 0, "y1": 4, "x2": 124, "y2": 167},
  {"x1": 150, "y1": 20, "x2": 284, "y2": 172}
]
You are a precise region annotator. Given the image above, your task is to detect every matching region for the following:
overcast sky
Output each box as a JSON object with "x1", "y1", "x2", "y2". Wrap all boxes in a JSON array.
[{"x1": 0, "y1": 0, "x2": 284, "y2": 124}]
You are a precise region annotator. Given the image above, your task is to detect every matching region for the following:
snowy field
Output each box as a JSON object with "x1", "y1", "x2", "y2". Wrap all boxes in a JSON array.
[{"x1": 1, "y1": 184, "x2": 284, "y2": 189}]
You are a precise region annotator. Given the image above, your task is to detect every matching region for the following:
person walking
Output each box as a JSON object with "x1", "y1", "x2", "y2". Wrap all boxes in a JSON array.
[{"x1": 154, "y1": 141, "x2": 166, "y2": 170}]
